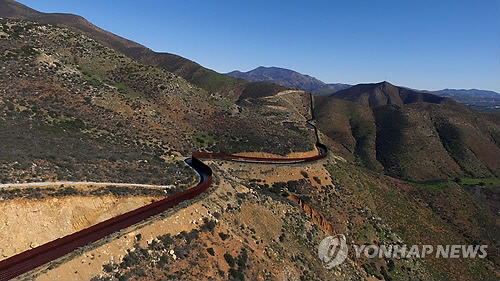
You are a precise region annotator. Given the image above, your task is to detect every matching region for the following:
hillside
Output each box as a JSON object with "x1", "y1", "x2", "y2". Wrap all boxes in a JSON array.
[
  {"x1": 316, "y1": 82, "x2": 500, "y2": 181},
  {"x1": 0, "y1": 0, "x2": 289, "y2": 100},
  {"x1": 0, "y1": 17, "x2": 351, "y2": 281},
  {"x1": 1, "y1": 3, "x2": 499, "y2": 281},
  {"x1": 0, "y1": 17, "x2": 315, "y2": 183},
  {"x1": 227, "y1": 66, "x2": 351, "y2": 93}
]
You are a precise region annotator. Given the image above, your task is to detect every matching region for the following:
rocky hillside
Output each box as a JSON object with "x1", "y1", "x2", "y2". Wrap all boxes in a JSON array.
[
  {"x1": 18, "y1": 145, "x2": 500, "y2": 281},
  {"x1": 0, "y1": 17, "x2": 315, "y2": 185},
  {"x1": 0, "y1": 0, "x2": 290, "y2": 100},
  {"x1": 316, "y1": 82, "x2": 500, "y2": 181}
]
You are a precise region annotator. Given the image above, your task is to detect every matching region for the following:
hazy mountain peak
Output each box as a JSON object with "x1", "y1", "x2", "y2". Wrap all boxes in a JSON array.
[{"x1": 227, "y1": 66, "x2": 326, "y2": 92}]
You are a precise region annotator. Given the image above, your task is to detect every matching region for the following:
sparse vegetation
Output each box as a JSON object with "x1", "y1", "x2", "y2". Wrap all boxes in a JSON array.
[
  {"x1": 0, "y1": 103, "x2": 196, "y2": 185},
  {"x1": 460, "y1": 177, "x2": 500, "y2": 186},
  {"x1": 218, "y1": 232, "x2": 230, "y2": 241},
  {"x1": 206, "y1": 247, "x2": 215, "y2": 256},
  {"x1": 349, "y1": 113, "x2": 378, "y2": 170},
  {"x1": 0, "y1": 184, "x2": 168, "y2": 200},
  {"x1": 193, "y1": 132, "x2": 215, "y2": 148}
]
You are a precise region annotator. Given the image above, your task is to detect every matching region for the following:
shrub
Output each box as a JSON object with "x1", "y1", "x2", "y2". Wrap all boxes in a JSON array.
[
  {"x1": 184, "y1": 229, "x2": 199, "y2": 244},
  {"x1": 237, "y1": 249, "x2": 248, "y2": 269},
  {"x1": 201, "y1": 218, "x2": 216, "y2": 232},
  {"x1": 229, "y1": 268, "x2": 245, "y2": 281},
  {"x1": 20, "y1": 45, "x2": 39, "y2": 56},
  {"x1": 313, "y1": 176, "x2": 321, "y2": 184},
  {"x1": 102, "y1": 264, "x2": 114, "y2": 273},
  {"x1": 207, "y1": 247, "x2": 215, "y2": 256},
  {"x1": 219, "y1": 232, "x2": 230, "y2": 241},
  {"x1": 157, "y1": 255, "x2": 169, "y2": 268},
  {"x1": 387, "y1": 259, "x2": 395, "y2": 271},
  {"x1": 120, "y1": 253, "x2": 139, "y2": 268},
  {"x1": 279, "y1": 233, "x2": 286, "y2": 242},
  {"x1": 286, "y1": 179, "x2": 306, "y2": 192},
  {"x1": 224, "y1": 253, "x2": 235, "y2": 267},
  {"x1": 159, "y1": 234, "x2": 174, "y2": 246}
]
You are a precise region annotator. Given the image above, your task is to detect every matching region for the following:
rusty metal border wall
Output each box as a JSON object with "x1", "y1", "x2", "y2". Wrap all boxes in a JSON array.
[{"x1": 0, "y1": 94, "x2": 327, "y2": 281}]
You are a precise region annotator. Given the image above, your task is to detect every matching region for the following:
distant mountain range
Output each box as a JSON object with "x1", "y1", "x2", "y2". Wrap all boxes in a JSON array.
[
  {"x1": 435, "y1": 88, "x2": 500, "y2": 99},
  {"x1": 226, "y1": 66, "x2": 351, "y2": 94},
  {"x1": 228, "y1": 66, "x2": 500, "y2": 110},
  {"x1": 429, "y1": 89, "x2": 500, "y2": 110}
]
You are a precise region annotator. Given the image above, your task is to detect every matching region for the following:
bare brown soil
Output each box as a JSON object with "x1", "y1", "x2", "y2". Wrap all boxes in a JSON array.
[{"x1": 0, "y1": 195, "x2": 159, "y2": 259}]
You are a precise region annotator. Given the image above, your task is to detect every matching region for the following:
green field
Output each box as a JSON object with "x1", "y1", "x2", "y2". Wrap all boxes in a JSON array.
[{"x1": 460, "y1": 177, "x2": 500, "y2": 186}]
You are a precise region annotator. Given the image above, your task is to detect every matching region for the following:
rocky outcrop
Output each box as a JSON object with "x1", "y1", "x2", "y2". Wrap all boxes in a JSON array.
[{"x1": 288, "y1": 194, "x2": 335, "y2": 235}]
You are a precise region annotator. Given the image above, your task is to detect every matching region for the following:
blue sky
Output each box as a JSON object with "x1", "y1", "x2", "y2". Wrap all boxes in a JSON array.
[{"x1": 18, "y1": 0, "x2": 500, "y2": 92}]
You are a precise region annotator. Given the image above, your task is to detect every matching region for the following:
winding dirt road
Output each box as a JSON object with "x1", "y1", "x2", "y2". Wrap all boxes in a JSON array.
[{"x1": 0, "y1": 181, "x2": 176, "y2": 189}]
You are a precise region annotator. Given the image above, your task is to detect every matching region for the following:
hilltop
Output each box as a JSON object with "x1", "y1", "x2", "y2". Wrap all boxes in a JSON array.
[
  {"x1": 315, "y1": 81, "x2": 500, "y2": 181},
  {"x1": 329, "y1": 81, "x2": 456, "y2": 107},
  {"x1": 227, "y1": 66, "x2": 351, "y2": 93},
  {"x1": 227, "y1": 66, "x2": 325, "y2": 92}
]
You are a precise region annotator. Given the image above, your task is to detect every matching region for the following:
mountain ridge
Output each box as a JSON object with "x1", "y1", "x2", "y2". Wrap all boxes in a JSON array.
[
  {"x1": 227, "y1": 66, "x2": 351, "y2": 93},
  {"x1": 227, "y1": 65, "x2": 499, "y2": 109},
  {"x1": 431, "y1": 89, "x2": 500, "y2": 110},
  {"x1": 0, "y1": 0, "x2": 289, "y2": 100},
  {"x1": 438, "y1": 88, "x2": 500, "y2": 96}
]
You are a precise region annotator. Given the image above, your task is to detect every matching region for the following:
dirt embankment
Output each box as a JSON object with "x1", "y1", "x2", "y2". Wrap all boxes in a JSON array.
[
  {"x1": 0, "y1": 195, "x2": 159, "y2": 259},
  {"x1": 233, "y1": 147, "x2": 319, "y2": 159}
]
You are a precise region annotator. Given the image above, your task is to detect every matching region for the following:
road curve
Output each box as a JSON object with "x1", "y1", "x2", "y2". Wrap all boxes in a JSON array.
[{"x1": 0, "y1": 94, "x2": 327, "y2": 281}]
